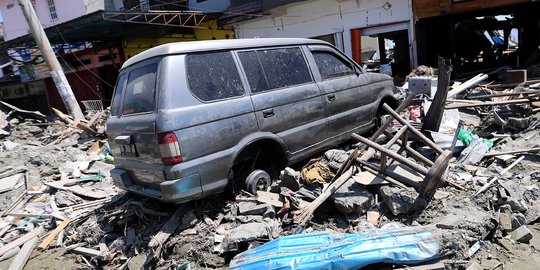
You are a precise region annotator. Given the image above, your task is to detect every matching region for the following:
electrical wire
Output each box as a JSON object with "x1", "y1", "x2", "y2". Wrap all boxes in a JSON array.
[
  {"x1": 54, "y1": 26, "x2": 114, "y2": 88},
  {"x1": 56, "y1": 51, "x2": 103, "y2": 99}
]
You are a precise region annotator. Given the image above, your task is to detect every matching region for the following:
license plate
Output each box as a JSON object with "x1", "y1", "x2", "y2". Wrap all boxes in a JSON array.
[{"x1": 119, "y1": 144, "x2": 139, "y2": 157}]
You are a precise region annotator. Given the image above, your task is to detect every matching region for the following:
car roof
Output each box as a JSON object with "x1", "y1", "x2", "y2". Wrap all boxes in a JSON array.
[{"x1": 122, "y1": 38, "x2": 330, "y2": 68}]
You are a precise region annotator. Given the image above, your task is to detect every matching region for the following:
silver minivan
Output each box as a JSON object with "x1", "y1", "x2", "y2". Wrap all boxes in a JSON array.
[{"x1": 107, "y1": 38, "x2": 398, "y2": 203}]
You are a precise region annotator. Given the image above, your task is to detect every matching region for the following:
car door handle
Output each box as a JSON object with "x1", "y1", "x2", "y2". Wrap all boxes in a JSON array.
[
  {"x1": 262, "y1": 109, "x2": 274, "y2": 118},
  {"x1": 327, "y1": 94, "x2": 336, "y2": 101}
]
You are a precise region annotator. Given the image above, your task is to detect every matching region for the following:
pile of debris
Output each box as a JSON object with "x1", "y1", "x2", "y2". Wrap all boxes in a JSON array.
[
  {"x1": 1, "y1": 63, "x2": 540, "y2": 269},
  {"x1": 0, "y1": 103, "x2": 116, "y2": 269}
]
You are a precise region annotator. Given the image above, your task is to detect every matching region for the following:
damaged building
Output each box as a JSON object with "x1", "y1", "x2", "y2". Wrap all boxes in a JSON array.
[{"x1": 414, "y1": 0, "x2": 540, "y2": 79}]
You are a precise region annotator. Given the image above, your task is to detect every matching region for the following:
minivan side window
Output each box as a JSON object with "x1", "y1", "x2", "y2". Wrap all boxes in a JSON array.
[
  {"x1": 238, "y1": 51, "x2": 269, "y2": 93},
  {"x1": 186, "y1": 52, "x2": 244, "y2": 101},
  {"x1": 239, "y1": 47, "x2": 313, "y2": 93},
  {"x1": 312, "y1": 51, "x2": 355, "y2": 80},
  {"x1": 122, "y1": 63, "x2": 158, "y2": 115},
  {"x1": 110, "y1": 73, "x2": 126, "y2": 116}
]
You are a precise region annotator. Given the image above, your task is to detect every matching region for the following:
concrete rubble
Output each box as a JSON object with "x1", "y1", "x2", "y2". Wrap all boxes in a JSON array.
[{"x1": 0, "y1": 68, "x2": 540, "y2": 269}]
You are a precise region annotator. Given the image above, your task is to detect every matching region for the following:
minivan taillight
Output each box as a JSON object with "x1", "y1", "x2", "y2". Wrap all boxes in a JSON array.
[{"x1": 157, "y1": 132, "x2": 183, "y2": 166}]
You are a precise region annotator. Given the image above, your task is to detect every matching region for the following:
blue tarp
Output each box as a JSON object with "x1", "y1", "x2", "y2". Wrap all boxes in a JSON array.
[{"x1": 230, "y1": 225, "x2": 444, "y2": 270}]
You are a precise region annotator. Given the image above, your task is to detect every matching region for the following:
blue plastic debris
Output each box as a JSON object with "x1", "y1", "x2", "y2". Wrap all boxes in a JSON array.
[{"x1": 230, "y1": 225, "x2": 444, "y2": 270}]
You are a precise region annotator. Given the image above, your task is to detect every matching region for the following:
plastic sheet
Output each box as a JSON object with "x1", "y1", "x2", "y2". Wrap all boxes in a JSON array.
[{"x1": 230, "y1": 225, "x2": 444, "y2": 270}]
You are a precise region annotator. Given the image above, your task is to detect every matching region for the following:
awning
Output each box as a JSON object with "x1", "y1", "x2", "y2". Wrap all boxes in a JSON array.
[{"x1": 0, "y1": 9, "x2": 213, "y2": 52}]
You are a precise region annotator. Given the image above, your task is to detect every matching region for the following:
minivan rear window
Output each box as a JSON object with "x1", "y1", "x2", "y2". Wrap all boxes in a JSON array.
[
  {"x1": 110, "y1": 73, "x2": 126, "y2": 116},
  {"x1": 186, "y1": 52, "x2": 244, "y2": 102},
  {"x1": 122, "y1": 63, "x2": 158, "y2": 115}
]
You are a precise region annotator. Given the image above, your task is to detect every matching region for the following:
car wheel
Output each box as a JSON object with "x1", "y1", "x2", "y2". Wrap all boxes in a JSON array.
[{"x1": 245, "y1": 169, "x2": 271, "y2": 195}]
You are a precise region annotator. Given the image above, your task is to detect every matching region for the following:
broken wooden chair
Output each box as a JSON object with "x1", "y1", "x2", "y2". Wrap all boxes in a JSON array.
[
  {"x1": 296, "y1": 95, "x2": 452, "y2": 225},
  {"x1": 351, "y1": 103, "x2": 452, "y2": 199}
]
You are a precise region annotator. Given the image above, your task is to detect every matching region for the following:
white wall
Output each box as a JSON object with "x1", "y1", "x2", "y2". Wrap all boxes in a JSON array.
[
  {"x1": 234, "y1": 0, "x2": 416, "y2": 67},
  {"x1": 188, "y1": 0, "x2": 230, "y2": 12},
  {"x1": 0, "y1": 0, "x2": 87, "y2": 41},
  {"x1": 86, "y1": 0, "x2": 106, "y2": 13}
]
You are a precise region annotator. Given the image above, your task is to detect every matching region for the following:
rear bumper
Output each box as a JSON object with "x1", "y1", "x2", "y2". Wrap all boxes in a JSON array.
[{"x1": 111, "y1": 168, "x2": 203, "y2": 203}]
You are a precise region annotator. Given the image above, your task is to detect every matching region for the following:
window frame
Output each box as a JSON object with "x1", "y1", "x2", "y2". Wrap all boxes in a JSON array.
[
  {"x1": 48, "y1": 0, "x2": 58, "y2": 22},
  {"x1": 120, "y1": 58, "x2": 161, "y2": 117},
  {"x1": 235, "y1": 45, "x2": 315, "y2": 95},
  {"x1": 184, "y1": 50, "x2": 247, "y2": 103}
]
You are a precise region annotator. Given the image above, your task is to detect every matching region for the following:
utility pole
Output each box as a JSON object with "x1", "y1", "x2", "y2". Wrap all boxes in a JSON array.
[{"x1": 17, "y1": 0, "x2": 84, "y2": 119}]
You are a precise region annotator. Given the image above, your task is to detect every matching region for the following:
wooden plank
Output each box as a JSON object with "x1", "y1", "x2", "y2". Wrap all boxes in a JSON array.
[
  {"x1": 0, "y1": 173, "x2": 24, "y2": 193},
  {"x1": 85, "y1": 111, "x2": 104, "y2": 129},
  {"x1": 72, "y1": 247, "x2": 103, "y2": 257},
  {"x1": 75, "y1": 122, "x2": 98, "y2": 135},
  {"x1": 148, "y1": 205, "x2": 193, "y2": 248},
  {"x1": 0, "y1": 227, "x2": 44, "y2": 257},
  {"x1": 484, "y1": 147, "x2": 540, "y2": 157},
  {"x1": 256, "y1": 191, "x2": 309, "y2": 209},
  {"x1": 0, "y1": 193, "x2": 26, "y2": 217},
  {"x1": 0, "y1": 225, "x2": 12, "y2": 238},
  {"x1": 0, "y1": 168, "x2": 27, "y2": 181},
  {"x1": 98, "y1": 238, "x2": 109, "y2": 255},
  {"x1": 6, "y1": 213, "x2": 55, "y2": 219},
  {"x1": 297, "y1": 167, "x2": 355, "y2": 225},
  {"x1": 445, "y1": 98, "x2": 533, "y2": 109},
  {"x1": 44, "y1": 179, "x2": 109, "y2": 199},
  {"x1": 0, "y1": 247, "x2": 20, "y2": 262},
  {"x1": 37, "y1": 219, "x2": 71, "y2": 250},
  {"x1": 8, "y1": 236, "x2": 39, "y2": 270}
]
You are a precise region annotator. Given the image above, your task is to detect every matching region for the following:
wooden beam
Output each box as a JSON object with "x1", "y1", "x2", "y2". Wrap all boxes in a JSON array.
[
  {"x1": 8, "y1": 237, "x2": 39, "y2": 270},
  {"x1": 423, "y1": 57, "x2": 452, "y2": 132},
  {"x1": 148, "y1": 205, "x2": 193, "y2": 248},
  {"x1": 484, "y1": 147, "x2": 540, "y2": 157},
  {"x1": 445, "y1": 98, "x2": 533, "y2": 109},
  {"x1": 0, "y1": 227, "x2": 44, "y2": 257},
  {"x1": 37, "y1": 219, "x2": 71, "y2": 250},
  {"x1": 296, "y1": 167, "x2": 355, "y2": 225}
]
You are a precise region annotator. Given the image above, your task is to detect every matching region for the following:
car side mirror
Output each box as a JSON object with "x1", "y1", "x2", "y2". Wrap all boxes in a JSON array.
[{"x1": 355, "y1": 67, "x2": 362, "y2": 76}]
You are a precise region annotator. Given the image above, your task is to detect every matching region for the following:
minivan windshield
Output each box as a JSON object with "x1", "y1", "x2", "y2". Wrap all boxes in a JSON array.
[{"x1": 122, "y1": 63, "x2": 158, "y2": 115}]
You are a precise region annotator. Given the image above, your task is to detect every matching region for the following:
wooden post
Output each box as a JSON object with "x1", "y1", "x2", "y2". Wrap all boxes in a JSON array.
[
  {"x1": 16, "y1": 0, "x2": 84, "y2": 119},
  {"x1": 422, "y1": 57, "x2": 452, "y2": 132},
  {"x1": 352, "y1": 134, "x2": 429, "y2": 175}
]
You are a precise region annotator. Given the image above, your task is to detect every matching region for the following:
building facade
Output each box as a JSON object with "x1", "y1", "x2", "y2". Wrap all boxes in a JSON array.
[
  {"x1": 227, "y1": 0, "x2": 416, "y2": 77},
  {"x1": 0, "y1": 0, "x2": 235, "y2": 114}
]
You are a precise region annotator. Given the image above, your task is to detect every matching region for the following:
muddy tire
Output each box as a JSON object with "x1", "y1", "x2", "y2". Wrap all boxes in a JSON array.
[{"x1": 245, "y1": 169, "x2": 271, "y2": 195}]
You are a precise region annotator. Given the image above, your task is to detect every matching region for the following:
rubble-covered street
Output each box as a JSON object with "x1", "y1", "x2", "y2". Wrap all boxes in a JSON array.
[
  {"x1": 1, "y1": 66, "x2": 540, "y2": 269},
  {"x1": 1, "y1": 0, "x2": 540, "y2": 269}
]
